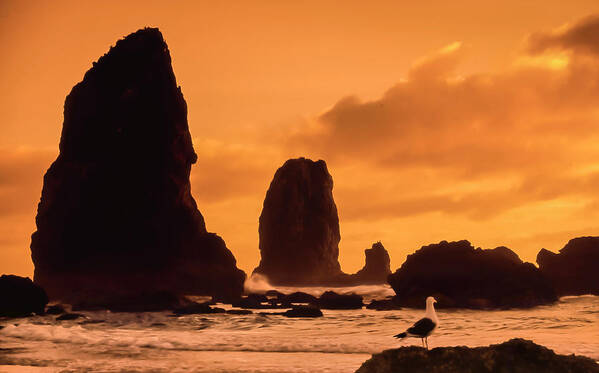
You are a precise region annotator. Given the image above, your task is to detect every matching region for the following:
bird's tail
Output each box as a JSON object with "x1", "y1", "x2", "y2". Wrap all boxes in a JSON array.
[{"x1": 394, "y1": 332, "x2": 407, "y2": 339}]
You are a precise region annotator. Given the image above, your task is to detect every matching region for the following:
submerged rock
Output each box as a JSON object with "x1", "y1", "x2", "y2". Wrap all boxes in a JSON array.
[
  {"x1": 30, "y1": 28, "x2": 245, "y2": 307},
  {"x1": 387, "y1": 240, "x2": 557, "y2": 309},
  {"x1": 537, "y1": 236, "x2": 599, "y2": 296},
  {"x1": 355, "y1": 338, "x2": 599, "y2": 373},
  {"x1": 253, "y1": 158, "x2": 343, "y2": 285},
  {"x1": 0, "y1": 275, "x2": 48, "y2": 318}
]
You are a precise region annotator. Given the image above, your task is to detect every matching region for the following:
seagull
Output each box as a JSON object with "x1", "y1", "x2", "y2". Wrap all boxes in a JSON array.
[{"x1": 394, "y1": 296, "x2": 438, "y2": 349}]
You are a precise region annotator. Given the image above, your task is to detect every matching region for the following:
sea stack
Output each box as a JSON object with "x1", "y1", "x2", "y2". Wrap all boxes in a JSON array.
[
  {"x1": 253, "y1": 158, "x2": 344, "y2": 285},
  {"x1": 387, "y1": 240, "x2": 557, "y2": 308},
  {"x1": 537, "y1": 236, "x2": 599, "y2": 296},
  {"x1": 351, "y1": 241, "x2": 391, "y2": 284},
  {"x1": 30, "y1": 28, "x2": 245, "y2": 307}
]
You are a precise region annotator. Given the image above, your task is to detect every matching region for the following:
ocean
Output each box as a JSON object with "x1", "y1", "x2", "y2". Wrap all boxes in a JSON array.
[{"x1": 1, "y1": 284, "x2": 597, "y2": 373}]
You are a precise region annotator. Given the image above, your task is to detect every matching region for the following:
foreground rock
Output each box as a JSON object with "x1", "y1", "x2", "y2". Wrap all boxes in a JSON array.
[
  {"x1": 0, "y1": 275, "x2": 48, "y2": 318},
  {"x1": 355, "y1": 338, "x2": 599, "y2": 373},
  {"x1": 253, "y1": 158, "x2": 344, "y2": 285},
  {"x1": 30, "y1": 28, "x2": 245, "y2": 307},
  {"x1": 388, "y1": 240, "x2": 557, "y2": 309},
  {"x1": 537, "y1": 236, "x2": 599, "y2": 296}
]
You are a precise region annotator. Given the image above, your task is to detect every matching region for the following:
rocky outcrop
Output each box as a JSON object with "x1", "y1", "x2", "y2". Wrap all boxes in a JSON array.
[
  {"x1": 30, "y1": 28, "x2": 245, "y2": 307},
  {"x1": 387, "y1": 240, "x2": 557, "y2": 308},
  {"x1": 0, "y1": 275, "x2": 48, "y2": 318},
  {"x1": 283, "y1": 306, "x2": 323, "y2": 318},
  {"x1": 315, "y1": 291, "x2": 364, "y2": 309},
  {"x1": 537, "y1": 236, "x2": 599, "y2": 296},
  {"x1": 351, "y1": 242, "x2": 391, "y2": 284},
  {"x1": 253, "y1": 158, "x2": 343, "y2": 285},
  {"x1": 355, "y1": 339, "x2": 599, "y2": 373}
]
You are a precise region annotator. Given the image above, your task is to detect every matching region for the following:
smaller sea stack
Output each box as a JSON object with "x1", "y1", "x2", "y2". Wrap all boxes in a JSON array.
[{"x1": 253, "y1": 158, "x2": 343, "y2": 285}]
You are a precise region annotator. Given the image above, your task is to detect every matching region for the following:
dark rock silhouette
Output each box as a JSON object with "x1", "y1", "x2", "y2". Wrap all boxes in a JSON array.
[
  {"x1": 387, "y1": 240, "x2": 557, "y2": 309},
  {"x1": 45, "y1": 304, "x2": 66, "y2": 315},
  {"x1": 71, "y1": 291, "x2": 193, "y2": 312},
  {"x1": 315, "y1": 291, "x2": 364, "y2": 309},
  {"x1": 351, "y1": 242, "x2": 391, "y2": 284},
  {"x1": 233, "y1": 293, "x2": 290, "y2": 309},
  {"x1": 366, "y1": 298, "x2": 402, "y2": 311},
  {"x1": 253, "y1": 158, "x2": 392, "y2": 286},
  {"x1": 265, "y1": 290, "x2": 285, "y2": 300},
  {"x1": 30, "y1": 28, "x2": 245, "y2": 307},
  {"x1": 283, "y1": 306, "x2": 323, "y2": 318},
  {"x1": 537, "y1": 236, "x2": 599, "y2": 296},
  {"x1": 283, "y1": 292, "x2": 318, "y2": 304},
  {"x1": 253, "y1": 158, "x2": 343, "y2": 285},
  {"x1": 0, "y1": 275, "x2": 48, "y2": 318},
  {"x1": 356, "y1": 338, "x2": 599, "y2": 373}
]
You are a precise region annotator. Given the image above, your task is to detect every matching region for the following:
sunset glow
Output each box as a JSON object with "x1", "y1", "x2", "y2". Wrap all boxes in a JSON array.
[{"x1": 3, "y1": 1, "x2": 599, "y2": 278}]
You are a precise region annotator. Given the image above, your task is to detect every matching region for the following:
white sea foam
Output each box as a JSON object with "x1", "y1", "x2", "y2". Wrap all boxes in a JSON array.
[
  {"x1": 243, "y1": 273, "x2": 395, "y2": 300},
  {"x1": 1, "y1": 295, "x2": 597, "y2": 372}
]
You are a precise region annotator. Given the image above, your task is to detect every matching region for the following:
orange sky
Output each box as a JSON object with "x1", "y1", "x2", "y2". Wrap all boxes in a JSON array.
[{"x1": 3, "y1": 1, "x2": 599, "y2": 278}]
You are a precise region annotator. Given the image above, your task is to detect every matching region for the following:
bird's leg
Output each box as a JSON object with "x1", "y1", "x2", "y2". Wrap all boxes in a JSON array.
[
  {"x1": 425, "y1": 337, "x2": 429, "y2": 350},
  {"x1": 421, "y1": 338, "x2": 424, "y2": 348}
]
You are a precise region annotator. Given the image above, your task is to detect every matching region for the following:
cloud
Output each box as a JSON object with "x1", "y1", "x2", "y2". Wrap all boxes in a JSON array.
[
  {"x1": 287, "y1": 21, "x2": 599, "y2": 221},
  {"x1": 527, "y1": 14, "x2": 599, "y2": 55}
]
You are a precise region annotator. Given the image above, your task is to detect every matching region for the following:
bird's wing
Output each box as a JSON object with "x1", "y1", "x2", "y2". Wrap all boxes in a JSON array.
[{"x1": 406, "y1": 317, "x2": 436, "y2": 336}]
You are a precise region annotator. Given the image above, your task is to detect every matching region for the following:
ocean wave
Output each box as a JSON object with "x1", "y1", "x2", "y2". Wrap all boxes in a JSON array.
[
  {"x1": 0, "y1": 323, "x2": 381, "y2": 355},
  {"x1": 243, "y1": 274, "x2": 395, "y2": 300}
]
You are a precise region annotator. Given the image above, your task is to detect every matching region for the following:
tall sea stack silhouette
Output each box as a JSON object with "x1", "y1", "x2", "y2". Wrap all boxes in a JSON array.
[
  {"x1": 30, "y1": 28, "x2": 245, "y2": 306},
  {"x1": 253, "y1": 158, "x2": 344, "y2": 285}
]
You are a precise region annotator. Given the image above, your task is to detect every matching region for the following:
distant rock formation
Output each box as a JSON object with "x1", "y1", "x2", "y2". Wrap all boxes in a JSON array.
[
  {"x1": 253, "y1": 158, "x2": 343, "y2": 285},
  {"x1": 387, "y1": 240, "x2": 557, "y2": 309},
  {"x1": 537, "y1": 236, "x2": 599, "y2": 296},
  {"x1": 356, "y1": 339, "x2": 599, "y2": 373},
  {"x1": 30, "y1": 28, "x2": 245, "y2": 307},
  {"x1": 0, "y1": 275, "x2": 48, "y2": 318},
  {"x1": 351, "y1": 242, "x2": 391, "y2": 284},
  {"x1": 253, "y1": 157, "x2": 392, "y2": 286}
]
